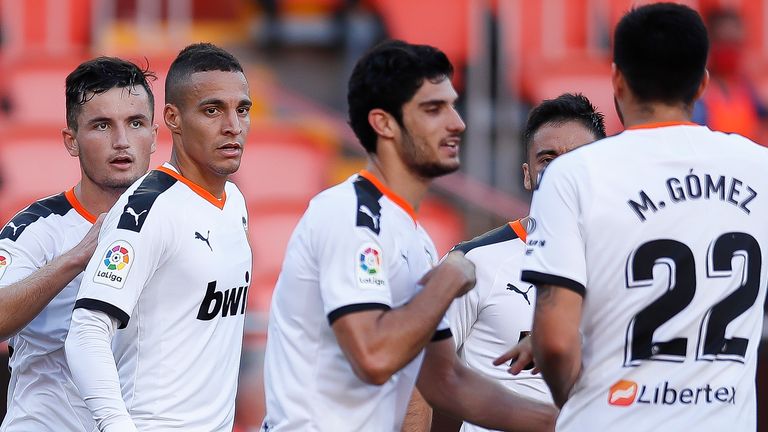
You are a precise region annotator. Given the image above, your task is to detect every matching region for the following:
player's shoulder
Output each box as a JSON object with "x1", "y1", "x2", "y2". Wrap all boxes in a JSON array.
[
  {"x1": 307, "y1": 174, "x2": 385, "y2": 235},
  {"x1": 113, "y1": 168, "x2": 179, "y2": 234},
  {"x1": 452, "y1": 223, "x2": 522, "y2": 256},
  {"x1": 0, "y1": 192, "x2": 72, "y2": 242}
]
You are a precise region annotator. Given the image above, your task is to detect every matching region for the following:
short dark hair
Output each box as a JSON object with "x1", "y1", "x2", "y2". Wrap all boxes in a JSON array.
[
  {"x1": 65, "y1": 57, "x2": 156, "y2": 131},
  {"x1": 613, "y1": 2, "x2": 708, "y2": 105},
  {"x1": 523, "y1": 93, "x2": 606, "y2": 156},
  {"x1": 165, "y1": 42, "x2": 244, "y2": 105},
  {"x1": 347, "y1": 39, "x2": 454, "y2": 154}
]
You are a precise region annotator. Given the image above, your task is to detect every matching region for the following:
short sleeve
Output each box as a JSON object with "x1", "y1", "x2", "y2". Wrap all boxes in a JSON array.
[
  {"x1": 75, "y1": 202, "x2": 165, "y2": 328},
  {"x1": 520, "y1": 156, "x2": 588, "y2": 296},
  {"x1": 311, "y1": 201, "x2": 393, "y2": 325},
  {"x1": 0, "y1": 228, "x2": 47, "y2": 288}
]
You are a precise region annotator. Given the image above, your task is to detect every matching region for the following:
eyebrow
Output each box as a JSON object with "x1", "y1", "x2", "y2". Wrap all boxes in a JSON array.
[
  {"x1": 198, "y1": 98, "x2": 253, "y2": 107},
  {"x1": 418, "y1": 98, "x2": 457, "y2": 108},
  {"x1": 535, "y1": 149, "x2": 559, "y2": 159}
]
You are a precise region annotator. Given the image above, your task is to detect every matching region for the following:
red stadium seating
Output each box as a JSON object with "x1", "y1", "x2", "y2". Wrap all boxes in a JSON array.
[{"x1": 418, "y1": 198, "x2": 465, "y2": 257}]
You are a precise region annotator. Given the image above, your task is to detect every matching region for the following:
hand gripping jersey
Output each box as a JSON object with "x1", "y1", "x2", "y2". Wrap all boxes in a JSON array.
[
  {"x1": 521, "y1": 123, "x2": 768, "y2": 431},
  {"x1": 0, "y1": 190, "x2": 96, "y2": 432},
  {"x1": 450, "y1": 220, "x2": 552, "y2": 432},
  {"x1": 74, "y1": 163, "x2": 251, "y2": 431},
  {"x1": 262, "y1": 170, "x2": 451, "y2": 432}
]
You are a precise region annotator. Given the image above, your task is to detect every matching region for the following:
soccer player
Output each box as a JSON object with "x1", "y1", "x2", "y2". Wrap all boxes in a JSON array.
[
  {"x1": 521, "y1": 3, "x2": 768, "y2": 431},
  {"x1": 0, "y1": 57, "x2": 157, "y2": 431},
  {"x1": 429, "y1": 94, "x2": 606, "y2": 432},
  {"x1": 65, "y1": 43, "x2": 252, "y2": 431},
  {"x1": 262, "y1": 39, "x2": 556, "y2": 432}
]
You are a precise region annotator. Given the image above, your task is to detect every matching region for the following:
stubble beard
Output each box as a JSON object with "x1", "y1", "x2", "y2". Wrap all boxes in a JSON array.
[{"x1": 399, "y1": 131, "x2": 460, "y2": 180}]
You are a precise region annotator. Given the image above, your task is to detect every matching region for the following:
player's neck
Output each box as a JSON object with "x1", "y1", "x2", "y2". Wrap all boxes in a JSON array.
[
  {"x1": 364, "y1": 158, "x2": 430, "y2": 213},
  {"x1": 168, "y1": 154, "x2": 227, "y2": 199},
  {"x1": 620, "y1": 102, "x2": 693, "y2": 129},
  {"x1": 74, "y1": 180, "x2": 125, "y2": 216}
]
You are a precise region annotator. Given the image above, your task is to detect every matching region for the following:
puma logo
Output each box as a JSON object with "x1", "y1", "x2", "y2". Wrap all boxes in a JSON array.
[
  {"x1": 195, "y1": 230, "x2": 212, "y2": 251},
  {"x1": 506, "y1": 283, "x2": 533, "y2": 305},
  {"x1": 8, "y1": 222, "x2": 26, "y2": 236},
  {"x1": 125, "y1": 207, "x2": 148, "y2": 225},
  {"x1": 359, "y1": 205, "x2": 379, "y2": 230}
]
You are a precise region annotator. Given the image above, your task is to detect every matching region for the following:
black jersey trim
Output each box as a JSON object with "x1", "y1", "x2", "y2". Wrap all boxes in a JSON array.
[
  {"x1": 116, "y1": 170, "x2": 177, "y2": 233},
  {"x1": 353, "y1": 176, "x2": 383, "y2": 235},
  {"x1": 327, "y1": 302, "x2": 391, "y2": 325},
  {"x1": 431, "y1": 328, "x2": 453, "y2": 342},
  {"x1": 74, "y1": 298, "x2": 131, "y2": 329},
  {"x1": 520, "y1": 271, "x2": 586, "y2": 297},
  {"x1": 452, "y1": 224, "x2": 518, "y2": 254},
  {"x1": 0, "y1": 193, "x2": 72, "y2": 242}
]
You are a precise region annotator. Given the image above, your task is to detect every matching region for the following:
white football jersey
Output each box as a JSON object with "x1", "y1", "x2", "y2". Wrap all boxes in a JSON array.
[
  {"x1": 262, "y1": 171, "x2": 450, "y2": 432},
  {"x1": 75, "y1": 163, "x2": 251, "y2": 431},
  {"x1": 0, "y1": 189, "x2": 96, "y2": 432},
  {"x1": 450, "y1": 220, "x2": 552, "y2": 432},
  {"x1": 521, "y1": 123, "x2": 768, "y2": 431}
]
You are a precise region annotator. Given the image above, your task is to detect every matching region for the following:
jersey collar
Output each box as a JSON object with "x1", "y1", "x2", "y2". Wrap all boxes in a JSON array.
[
  {"x1": 64, "y1": 188, "x2": 97, "y2": 224},
  {"x1": 508, "y1": 218, "x2": 527, "y2": 243},
  {"x1": 156, "y1": 163, "x2": 227, "y2": 210},
  {"x1": 358, "y1": 170, "x2": 418, "y2": 224},
  {"x1": 626, "y1": 121, "x2": 698, "y2": 130}
]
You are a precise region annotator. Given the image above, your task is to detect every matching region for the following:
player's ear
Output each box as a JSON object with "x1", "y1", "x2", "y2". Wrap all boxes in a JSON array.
[
  {"x1": 522, "y1": 163, "x2": 532, "y2": 191},
  {"x1": 62, "y1": 127, "x2": 79, "y2": 157},
  {"x1": 164, "y1": 104, "x2": 181, "y2": 133},
  {"x1": 150, "y1": 123, "x2": 159, "y2": 154},
  {"x1": 694, "y1": 69, "x2": 709, "y2": 102},
  {"x1": 611, "y1": 63, "x2": 624, "y2": 99},
  {"x1": 368, "y1": 108, "x2": 396, "y2": 140}
]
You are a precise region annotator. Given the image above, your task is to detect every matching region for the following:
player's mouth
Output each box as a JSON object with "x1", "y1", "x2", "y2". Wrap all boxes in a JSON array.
[
  {"x1": 440, "y1": 137, "x2": 461, "y2": 156},
  {"x1": 109, "y1": 155, "x2": 133, "y2": 170},
  {"x1": 217, "y1": 142, "x2": 242, "y2": 158}
]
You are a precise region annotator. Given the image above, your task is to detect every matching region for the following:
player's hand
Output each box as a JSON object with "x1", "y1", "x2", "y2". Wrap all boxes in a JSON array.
[
  {"x1": 68, "y1": 213, "x2": 106, "y2": 270},
  {"x1": 419, "y1": 251, "x2": 476, "y2": 297},
  {"x1": 493, "y1": 334, "x2": 540, "y2": 375}
]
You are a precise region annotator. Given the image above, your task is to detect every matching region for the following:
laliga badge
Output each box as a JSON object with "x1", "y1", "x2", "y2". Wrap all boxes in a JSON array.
[
  {"x1": 356, "y1": 243, "x2": 387, "y2": 290},
  {"x1": 93, "y1": 241, "x2": 134, "y2": 289},
  {"x1": 0, "y1": 249, "x2": 11, "y2": 280}
]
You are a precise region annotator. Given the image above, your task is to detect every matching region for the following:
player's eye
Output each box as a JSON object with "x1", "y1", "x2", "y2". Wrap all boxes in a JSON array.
[
  {"x1": 129, "y1": 120, "x2": 143, "y2": 128},
  {"x1": 205, "y1": 107, "x2": 219, "y2": 115},
  {"x1": 95, "y1": 122, "x2": 109, "y2": 131},
  {"x1": 236, "y1": 106, "x2": 251, "y2": 116}
]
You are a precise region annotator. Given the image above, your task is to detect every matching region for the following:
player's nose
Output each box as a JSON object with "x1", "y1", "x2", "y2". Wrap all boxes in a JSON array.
[{"x1": 222, "y1": 109, "x2": 243, "y2": 136}]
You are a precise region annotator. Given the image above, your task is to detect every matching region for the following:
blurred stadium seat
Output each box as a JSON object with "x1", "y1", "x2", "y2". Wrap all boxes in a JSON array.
[
  {"x1": 0, "y1": 138, "x2": 80, "y2": 223},
  {"x1": 234, "y1": 131, "x2": 332, "y2": 207}
]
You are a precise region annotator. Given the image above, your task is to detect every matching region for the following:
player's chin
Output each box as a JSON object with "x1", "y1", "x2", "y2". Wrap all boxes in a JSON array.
[{"x1": 211, "y1": 159, "x2": 242, "y2": 177}]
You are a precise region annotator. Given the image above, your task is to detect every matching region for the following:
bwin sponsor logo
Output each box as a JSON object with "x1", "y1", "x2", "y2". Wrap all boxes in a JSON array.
[{"x1": 197, "y1": 272, "x2": 250, "y2": 321}]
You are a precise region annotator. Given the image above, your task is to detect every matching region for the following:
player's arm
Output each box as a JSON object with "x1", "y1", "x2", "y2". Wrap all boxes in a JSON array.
[
  {"x1": 529, "y1": 284, "x2": 583, "y2": 408},
  {"x1": 0, "y1": 214, "x2": 104, "y2": 340},
  {"x1": 65, "y1": 308, "x2": 137, "y2": 432},
  {"x1": 401, "y1": 388, "x2": 432, "y2": 432},
  {"x1": 417, "y1": 337, "x2": 557, "y2": 432},
  {"x1": 332, "y1": 251, "x2": 475, "y2": 385}
]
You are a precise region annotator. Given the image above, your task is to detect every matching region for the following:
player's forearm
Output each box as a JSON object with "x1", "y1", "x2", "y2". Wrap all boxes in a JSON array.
[
  {"x1": 534, "y1": 346, "x2": 580, "y2": 408},
  {"x1": 366, "y1": 268, "x2": 465, "y2": 379},
  {"x1": 423, "y1": 363, "x2": 556, "y2": 432},
  {"x1": 65, "y1": 308, "x2": 137, "y2": 432},
  {"x1": 401, "y1": 388, "x2": 432, "y2": 432},
  {"x1": 0, "y1": 252, "x2": 85, "y2": 340}
]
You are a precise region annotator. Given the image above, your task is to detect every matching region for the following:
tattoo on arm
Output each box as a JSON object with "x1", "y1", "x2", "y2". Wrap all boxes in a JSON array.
[{"x1": 535, "y1": 285, "x2": 556, "y2": 306}]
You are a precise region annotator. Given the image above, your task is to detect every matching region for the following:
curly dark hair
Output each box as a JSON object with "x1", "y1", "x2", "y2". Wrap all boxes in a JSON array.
[
  {"x1": 523, "y1": 93, "x2": 606, "y2": 156},
  {"x1": 65, "y1": 57, "x2": 156, "y2": 131},
  {"x1": 347, "y1": 39, "x2": 454, "y2": 154}
]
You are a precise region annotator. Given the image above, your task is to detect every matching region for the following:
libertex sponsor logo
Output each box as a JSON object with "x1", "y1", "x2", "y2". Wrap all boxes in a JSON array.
[{"x1": 608, "y1": 380, "x2": 736, "y2": 407}]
